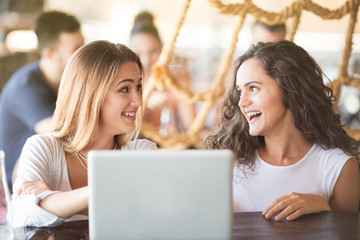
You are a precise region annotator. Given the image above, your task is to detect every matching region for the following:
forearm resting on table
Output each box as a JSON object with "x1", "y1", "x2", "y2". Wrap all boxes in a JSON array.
[{"x1": 39, "y1": 187, "x2": 88, "y2": 218}]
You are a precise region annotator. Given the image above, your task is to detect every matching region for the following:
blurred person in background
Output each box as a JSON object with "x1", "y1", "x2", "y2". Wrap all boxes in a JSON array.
[
  {"x1": 0, "y1": 11, "x2": 84, "y2": 190},
  {"x1": 251, "y1": 20, "x2": 286, "y2": 44},
  {"x1": 130, "y1": 11, "x2": 195, "y2": 139}
]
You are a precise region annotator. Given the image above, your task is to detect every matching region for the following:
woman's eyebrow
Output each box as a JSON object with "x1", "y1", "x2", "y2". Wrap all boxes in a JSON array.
[
  {"x1": 237, "y1": 81, "x2": 260, "y2": 89},
  {"x1": 244, "y1": 81, "x2": 260, "y2": 87},
  {"x1": 115, "y1": 79, "x2": 134, "y2": 88}
]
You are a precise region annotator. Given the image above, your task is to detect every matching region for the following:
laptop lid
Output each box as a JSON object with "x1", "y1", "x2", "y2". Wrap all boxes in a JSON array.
[{"x1": 88, "y1": 150, "x2": 233, "y2": 240}]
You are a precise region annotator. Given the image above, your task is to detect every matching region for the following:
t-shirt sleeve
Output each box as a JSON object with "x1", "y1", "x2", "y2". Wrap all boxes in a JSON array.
[
  {"x1": 10, "y1": 77, "x2": 55, "y2": 130},
  {"x1": 11, "y1": 135, "x2": 66, "y2": 227}
]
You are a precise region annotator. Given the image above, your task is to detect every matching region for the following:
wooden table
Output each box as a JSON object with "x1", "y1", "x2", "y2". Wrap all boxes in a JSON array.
[
  {"x1": 233, "y1": 212, "x2": 359, "y2": 239},
  {"x1": 13, "y1": 211, "x2": 360, "y2": 239}
]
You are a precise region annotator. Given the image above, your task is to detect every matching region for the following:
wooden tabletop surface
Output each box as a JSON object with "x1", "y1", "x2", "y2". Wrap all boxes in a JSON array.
[{"x1": 13, "y1": 211, "x2": 360, "y2": 240}]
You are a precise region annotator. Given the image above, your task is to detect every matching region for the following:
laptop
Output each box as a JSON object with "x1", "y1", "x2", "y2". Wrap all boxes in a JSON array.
[{"x1": 88, "y1": 149, "x2": 233, "y2": 240}]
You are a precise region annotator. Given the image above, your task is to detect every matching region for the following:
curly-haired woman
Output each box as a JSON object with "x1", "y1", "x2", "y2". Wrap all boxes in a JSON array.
[{"x1": 203, "y1": 40, "x2": 360, "y2": 221}]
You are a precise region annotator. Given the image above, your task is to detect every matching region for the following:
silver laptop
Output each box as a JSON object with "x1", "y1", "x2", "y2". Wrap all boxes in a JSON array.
[{"x1": 88, "y1": 150, "x2": 233, "y2": 240}]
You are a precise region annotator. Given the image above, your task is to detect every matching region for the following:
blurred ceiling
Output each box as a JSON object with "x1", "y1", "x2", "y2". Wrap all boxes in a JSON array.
[
  {"x1": 45, "y1": 0, "x2": 360, "y2": 33},
  {"x1": 0, "y1": 0, "x2": 359, "y2": 53}
]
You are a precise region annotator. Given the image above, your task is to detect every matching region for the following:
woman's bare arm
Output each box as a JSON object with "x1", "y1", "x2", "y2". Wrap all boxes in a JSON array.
[
  {"x1": 330, "y1": 157, "x2": 360, "y2": 211},
  {"x1": 39, "y1": 186, "x2": 88, "y2": 218}
]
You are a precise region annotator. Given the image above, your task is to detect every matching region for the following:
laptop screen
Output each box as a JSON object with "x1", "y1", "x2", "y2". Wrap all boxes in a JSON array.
[{"x1": 88, "y1": 149, "x2": 233, "y2": 240}]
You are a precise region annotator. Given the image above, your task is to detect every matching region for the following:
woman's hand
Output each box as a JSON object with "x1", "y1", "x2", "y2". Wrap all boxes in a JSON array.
[
  {"x1": 13, "y1": 181, "x2": 53, "y2": 199},
  {"x1": 262, "y1": 192, "x2": 331, "y2": 221}
]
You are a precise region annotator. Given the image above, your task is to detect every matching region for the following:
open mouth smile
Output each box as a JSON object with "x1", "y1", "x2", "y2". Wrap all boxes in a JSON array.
[
  {"x1": 246, "y1": 111, "x2": 262, "y2": 121},
  {"x1": 122, "y1": 112, "x2": 136, "y2": 117},
  {"x1": 122, "y1": 111, "x2": 137, "y2": 121}
]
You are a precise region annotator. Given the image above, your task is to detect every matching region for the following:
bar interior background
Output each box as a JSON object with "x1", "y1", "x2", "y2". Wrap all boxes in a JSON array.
[{"x1": 1, "y1": 0, "x2": 359, "y2": 147}]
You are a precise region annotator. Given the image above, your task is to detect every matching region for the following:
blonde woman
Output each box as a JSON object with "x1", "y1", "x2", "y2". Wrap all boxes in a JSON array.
[{"x1": 11, "y1": 40, "x2": 157, "y2": 227}]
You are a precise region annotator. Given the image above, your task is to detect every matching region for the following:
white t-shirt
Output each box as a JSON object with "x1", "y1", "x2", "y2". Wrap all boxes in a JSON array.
[
  {"x1": 232, "y1": 144, "x2": 351, "y2": 212},
  {"x1": 11, "y1": 133, "x2": 157, "y2": 227}
]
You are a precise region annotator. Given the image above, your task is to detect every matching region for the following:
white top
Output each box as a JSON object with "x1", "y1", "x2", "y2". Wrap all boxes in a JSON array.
[
  {"x1": 11, "y1": 134, "x2": 157, "y2": 227},
  {"x1": 232, "y1": 144, "x2": 351, "y2": 212}
]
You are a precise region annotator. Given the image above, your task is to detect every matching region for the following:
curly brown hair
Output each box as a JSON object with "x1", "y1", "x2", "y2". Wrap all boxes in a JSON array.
[{"x1": 202, "y1": 40, "x2": 359, "y2": 168}]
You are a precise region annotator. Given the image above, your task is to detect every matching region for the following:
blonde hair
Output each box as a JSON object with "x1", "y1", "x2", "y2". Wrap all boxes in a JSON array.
[{"x1": 52, "y1": 40, "x2": 143, "y2": 153}]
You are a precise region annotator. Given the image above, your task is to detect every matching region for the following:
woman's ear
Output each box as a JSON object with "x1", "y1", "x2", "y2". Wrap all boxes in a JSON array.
[{"x1": 41, "y1": 47, "x2": 54, "y2": 60}]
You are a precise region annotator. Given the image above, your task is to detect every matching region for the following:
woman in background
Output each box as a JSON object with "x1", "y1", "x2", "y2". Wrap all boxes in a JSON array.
[
  {"x1": 130, "y1": 11, "x2": 195, "y2": 137},
  {"x1": 203, "y1": 40, "x2": 360, "y2": 221},
  {"x1": 11, "y1": 40, "x2": 157, "y2": 227}
]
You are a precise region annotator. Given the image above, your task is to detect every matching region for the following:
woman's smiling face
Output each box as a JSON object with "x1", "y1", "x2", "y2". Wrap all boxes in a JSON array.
[
  {"x1": 236, "y1": 58, "x2": 293, "y2": 137},
  {"x1": 99, "y1": 61, "x2": 143, "y2": 136}
]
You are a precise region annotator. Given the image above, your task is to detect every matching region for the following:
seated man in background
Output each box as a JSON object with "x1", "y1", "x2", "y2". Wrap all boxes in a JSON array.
[
  {"x1": 251, "y1": 20, "x2": 286, "y2": 44},
  {"x1": 0, "y1": 11, "x2": 84, "y2": 190}
]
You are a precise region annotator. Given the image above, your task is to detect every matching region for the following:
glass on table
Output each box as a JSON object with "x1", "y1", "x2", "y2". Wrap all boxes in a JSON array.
[
  {"x1": 0, "y1": 150, "x2": 14, "y2": 240},
  {"x1": 25, "y1": 228, "x2": 85, "y2": 240}
]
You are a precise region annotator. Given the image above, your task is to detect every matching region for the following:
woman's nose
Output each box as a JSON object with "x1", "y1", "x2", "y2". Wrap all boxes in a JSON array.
[
  {"x1": 132, "y1": 91, "x2": 143, "y2": 108},
  {"x1": 238, "y1": 92, "x2": 249, "y2": 108}
]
